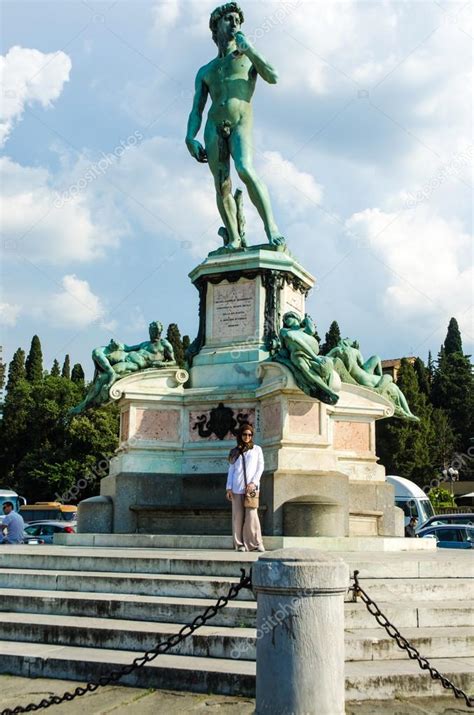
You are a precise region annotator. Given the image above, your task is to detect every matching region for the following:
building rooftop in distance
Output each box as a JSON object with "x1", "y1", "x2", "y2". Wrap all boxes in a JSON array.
[{"x1": 382, "y1": 356, "x2": 416, "y2": 381}]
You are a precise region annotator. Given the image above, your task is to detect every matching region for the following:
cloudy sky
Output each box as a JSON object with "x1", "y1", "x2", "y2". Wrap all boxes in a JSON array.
[{"x1": 1, "y1": 0, "x2": 472, "y2": 376}]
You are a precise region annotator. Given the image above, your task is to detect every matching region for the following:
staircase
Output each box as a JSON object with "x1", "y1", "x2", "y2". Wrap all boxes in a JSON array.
[{"x1": 0, "y1": 544, "x2": 472, "y2": 702}]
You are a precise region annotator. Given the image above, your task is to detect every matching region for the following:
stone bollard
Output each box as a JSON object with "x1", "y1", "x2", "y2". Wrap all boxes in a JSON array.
[{"x1": 252, "y1": 548, "x2": 349, "y2": 715}]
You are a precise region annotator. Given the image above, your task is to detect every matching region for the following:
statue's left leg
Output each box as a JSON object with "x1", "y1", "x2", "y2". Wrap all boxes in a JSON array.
[{"x1": 230, "y1": 122, "x2": 285, "y2": 246}]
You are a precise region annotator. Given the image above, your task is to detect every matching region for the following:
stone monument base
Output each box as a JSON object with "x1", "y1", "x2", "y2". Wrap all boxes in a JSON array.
[{"x1": 78, "y1": 248, "x2": 404, "y2": 540}]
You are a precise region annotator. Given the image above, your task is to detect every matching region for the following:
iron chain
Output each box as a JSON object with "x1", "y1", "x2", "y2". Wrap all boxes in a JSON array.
[
  {"x1": 350, "y1": 569, "x2": 474, "y2": 708},
  {"x1": 1, "y1": 568, "x2": 253, "y2": 715}
]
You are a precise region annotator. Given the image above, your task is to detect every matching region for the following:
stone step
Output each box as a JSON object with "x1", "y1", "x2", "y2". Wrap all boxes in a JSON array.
[
  {"x1": 0, "y1": 613, "x2": 255, "y2": 661},
  {"x1": 345, "y1": 599, "x2": 474, "y2": 629},
  {"x1": 345, "y1": 627, "x2": 474, "y2": 661},
  {"x1": 0, "y1": 587, "x2": 470, "y2": 631},
  {"x1": 1, "y1": 545, "x2": 471, "y2": 578},
  {"x1": 0, "y1": 547, "x2": 257, "y2": 578},
  {"x1": 54, "y1": 533, "x2": 436, "y2": 553},
  {"x1": 0, "y1": 569, "x2": 251, "y2": 601},
  {"x1": 0, "y1": 589, "x2": 257, "y2": 628},
  {"x1": 353, "y1": 577, "x2": 474, "y2": 601},
  {"x1": 0, "y1": 612, "x2": 471, "y2": 662},
  {"x1": 0, "y1": 640, "x2": 472, "y2": 700},
  {"x1": 1, "y1": 568, "x2": 471, "y2": 604}
]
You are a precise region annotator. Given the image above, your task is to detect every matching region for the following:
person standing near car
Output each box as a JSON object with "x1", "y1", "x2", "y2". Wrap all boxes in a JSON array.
[
  {"x1": 0, "y1": 501, "x2": 25, "y2": 544},
  {"x1": 405, "y1": 516, "x2": 418, "y2": 537},
  {"x1": 226, "y1": 423, "x2": 265, "y2": 553}
]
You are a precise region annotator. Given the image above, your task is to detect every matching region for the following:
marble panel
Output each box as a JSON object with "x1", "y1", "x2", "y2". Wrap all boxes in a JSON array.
[
  {"x1": 262, "y1": 401, "x2": 282, "y2": 439},
  {"x1": 134, "y1": 408, "x2": 181, "y2": 442},
  {"x1": 120, "y1": 409, "x2": 130, "y2": 442},
  {"x1": 288, "y1": 400, "x2": 320, "y2": 435},
  {"x1": 334, "y1": 421, "x2": 371, "y2": 452}
]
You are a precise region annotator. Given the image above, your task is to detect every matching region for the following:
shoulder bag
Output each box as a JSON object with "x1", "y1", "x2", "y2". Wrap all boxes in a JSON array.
[{"x1": 242, "y1": 451, "x2": 259, "y2": 509}]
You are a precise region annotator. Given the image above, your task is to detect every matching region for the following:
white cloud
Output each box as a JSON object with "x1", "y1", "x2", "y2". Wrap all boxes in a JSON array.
[
  {"x1": 0, "y1": 45, "x2": 71, "y2": 146},
  {"x1": 152, "y1": 0, "x2": 181, "y2": 35},
  {"x1": 346, "y1": 206, "x2": 473, "y2": 338},
  {"x1": 261, "y1": 151, "x2": 324, "y2": 217},
  {"x1": 45, "y1": 275, "x2": 106, "y2": 328},
  {"x1": 0, "y1": 302, "x2": 21, "y2": 326},
  {"x1": 0, "y1": 157, "x2": 121, "y2": 264}
]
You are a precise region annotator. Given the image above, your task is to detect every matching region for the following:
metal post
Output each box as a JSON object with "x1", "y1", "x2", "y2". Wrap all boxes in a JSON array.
[{"x1": 252, "y1": 548, "x2": 349, "y2": 715}]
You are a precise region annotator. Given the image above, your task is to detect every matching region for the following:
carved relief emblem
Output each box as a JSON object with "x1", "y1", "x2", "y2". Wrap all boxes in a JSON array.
[{"x1": 192, "y1": 402, "x2": 250, "y2": 440}]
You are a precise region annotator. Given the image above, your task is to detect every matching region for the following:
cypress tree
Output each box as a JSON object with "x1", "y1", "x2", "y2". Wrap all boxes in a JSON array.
[
  {"x1": 25, "y1": 335, "x2": 43, "y2": 383},
  {"x1": 0, "y1": 353, "x2": 5, "y2": 393},
  {"x1": 50, "y1": 359, "x2": 61, "y2": 377},
  {"x1": 414, "y1": 357, "x2": 430, "y2": 395},
  {"x1": 62, "y1": 354, "x2": 71, "y2": 379},
  {"x1": 444, "y1": 317, "x2": 463, "y2": 355},
  {"x1": 427, "y1": 350, "x2": 434, "y2": 384},
  {"x1": 182, "y1": 335, "x2": 190, "y2": 354},
  {"x1": 320, "y1": 321, "x2": 341, "y2": 355},
  {"x1": 166, "y1": 324, "x2": 185, "y2": 367},
  {"x1": 71, "y1": 363, "x2": 85, "y2": 387},
  {"x1": 6, "y1": 348, "x2": 26, "y2": 392},
  {"x1": 376, "y1": 359, "x2": 434, "y2": 486}
]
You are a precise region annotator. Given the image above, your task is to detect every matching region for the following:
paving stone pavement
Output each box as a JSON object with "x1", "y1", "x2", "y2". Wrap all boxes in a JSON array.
[{"x1": 0, "y1": 676, "x2": 472, "y2": 715}]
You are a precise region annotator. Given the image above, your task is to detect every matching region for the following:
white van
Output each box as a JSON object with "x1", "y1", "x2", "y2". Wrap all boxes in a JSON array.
[
  {"x1": 0, "y1": 489, "x2": 26, "y2": 512},
  {"x1": 387, "y1": 475, "x2": 435, "y2": 527}
]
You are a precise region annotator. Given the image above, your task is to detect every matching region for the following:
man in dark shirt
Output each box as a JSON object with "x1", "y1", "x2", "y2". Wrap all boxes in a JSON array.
[{"x1": 405, "y1": 516, "x2": 418, "y2": 537}]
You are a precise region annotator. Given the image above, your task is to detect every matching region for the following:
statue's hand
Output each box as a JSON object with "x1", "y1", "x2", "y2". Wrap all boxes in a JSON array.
[
  {"x1": 234, "y1": 31, "x2": 252, "y2": 54},
  {"x1": 186, "y1": 138, "x2": 207, "y2": 164}
]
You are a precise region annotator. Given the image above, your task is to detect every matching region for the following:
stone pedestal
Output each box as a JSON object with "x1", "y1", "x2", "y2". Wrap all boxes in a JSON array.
[
  {"x1": 77, "y1": 247, "x2": 403, "y2": 540},
  {"x1": 253, "y1": 548, "x2": 349, "y2": 715}
]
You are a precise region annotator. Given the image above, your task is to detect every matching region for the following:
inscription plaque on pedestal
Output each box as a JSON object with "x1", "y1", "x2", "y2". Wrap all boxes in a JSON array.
[
  {"x1": 283, "y1": 283, "x2": 305, "y2": 317},
  {"x1": 211, "y1": 280, "x2": 256, "y2": 340}
]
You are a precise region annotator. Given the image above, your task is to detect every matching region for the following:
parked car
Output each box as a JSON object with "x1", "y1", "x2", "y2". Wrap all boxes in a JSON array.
[
  {"x1": 416, "y1": 513, "x2": 474, "y2": 532},
  {"x1": 23, "y1": 521, "x2": 76, "y2": 545},
  {"x1": 386, "y1": 475, "x2": 435, "y2": 527},
  {"x1": 418, "y1": 524, "x2": 474, "y2": 549}
]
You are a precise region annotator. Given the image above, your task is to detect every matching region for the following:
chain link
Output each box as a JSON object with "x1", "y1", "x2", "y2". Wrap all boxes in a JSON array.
[
  {"x1": 1, "y1": 568, "x2": 253, "y2": 715},
  {"x1": 350, "y1": 569, "x2": 474, "y2": 708}
]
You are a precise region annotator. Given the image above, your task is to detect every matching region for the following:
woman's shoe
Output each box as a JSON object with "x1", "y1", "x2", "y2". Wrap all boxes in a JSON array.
[{"x1": 237, "y1": 546, "x2": 246, "y2": 552}]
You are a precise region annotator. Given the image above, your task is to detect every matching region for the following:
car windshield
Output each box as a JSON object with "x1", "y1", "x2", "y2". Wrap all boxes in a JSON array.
[{"x1": 418, "y1": 500, "x2": 435, "y2": 522}]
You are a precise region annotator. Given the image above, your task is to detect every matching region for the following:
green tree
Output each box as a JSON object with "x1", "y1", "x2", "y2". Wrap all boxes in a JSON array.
[
  {"x1": 444, "y1": 317, "x2": 463, "y2": 355},
  {"x1": 0, "y1": 372, "x2": 119, "y2": 502},
  {"x1": 0, "y1": 353, "x2": 5, "y2": 394},
  {"x1": 428, "y1": 486, "x2": 456, "y2": 512},
  {"x1": 182, "y1": 335, "x2": 190, "y2": 357},
  {"x1": 25, "y1": 335, "x2": 43, "y2": 383},
  {"x1": 376, "y1": 359, "x2": 434, "y2": 486},
  {"x1": 320, "y1": 320, "x2": 341, "y2": 355},
  {"x1": 166, "y1": 323, "x2": 185, "y2": 367},
  {"x1": 50, "y1": 359, "x2": 61, "y2": 377},
  {"x1": 431, "y1": 319, "x2": 473, "y2": 478},
  {"x1": 427, "y1": 350, "x2": 434, "y2": 384},
  {"x1": 62, "y1": 354, "x2": 71, "y2": 379},
  {"x1": 413, "y1": 357, "x2": 430, "y2": 396},
  {"x1": 6, "y1": 348, "x2": 26, "y2": 392},
  {"x1": 71, "y1": 363, "x2": 85, "y2": 387}
]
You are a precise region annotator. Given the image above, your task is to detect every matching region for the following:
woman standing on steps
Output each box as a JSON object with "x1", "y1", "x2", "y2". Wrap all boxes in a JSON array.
[{"x1": 226, "y1": 423, "x2": 265, "y2": 553}]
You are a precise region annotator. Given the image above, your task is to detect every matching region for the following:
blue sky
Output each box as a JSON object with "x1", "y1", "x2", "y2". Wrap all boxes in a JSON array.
[{"x1": 1, "y1": 0, "x2": 472, "y2": 377}]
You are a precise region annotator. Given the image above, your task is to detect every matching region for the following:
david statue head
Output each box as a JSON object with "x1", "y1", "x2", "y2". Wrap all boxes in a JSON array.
[{"x1": 209, "y1": 2, "x2": 245, "y2": 48}]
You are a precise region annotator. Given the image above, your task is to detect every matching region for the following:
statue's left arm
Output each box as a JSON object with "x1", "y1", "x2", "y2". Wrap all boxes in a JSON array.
[{"x1": 235, "y1": 32, "x2": 278, "y2": 84}]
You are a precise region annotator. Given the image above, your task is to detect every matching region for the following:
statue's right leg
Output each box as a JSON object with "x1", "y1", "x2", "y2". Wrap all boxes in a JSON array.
[{"x1": 204, "y1": 122, "x2": 241, "y2": 248}]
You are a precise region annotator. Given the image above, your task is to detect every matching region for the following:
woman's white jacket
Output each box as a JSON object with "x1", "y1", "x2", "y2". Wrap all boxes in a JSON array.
[{"x1": 226, "y1": 445, "x2": 264, "y2": 494}]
